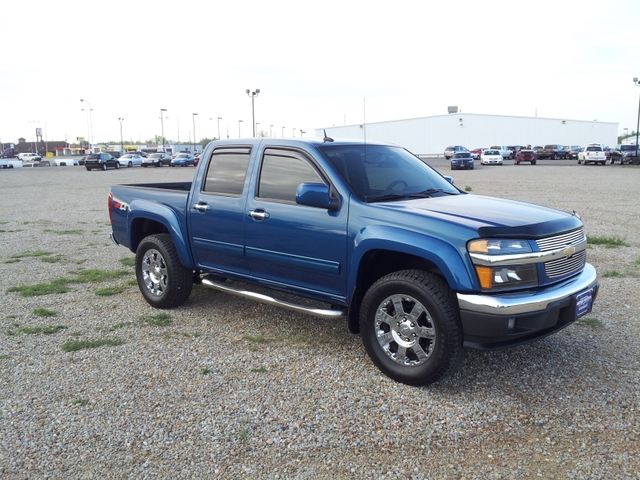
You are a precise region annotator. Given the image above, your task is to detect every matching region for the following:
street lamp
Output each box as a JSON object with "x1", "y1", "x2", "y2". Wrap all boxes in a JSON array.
[
  {"x1": 282, "y1": 126, "x2": 285, "y2": 137},
  {"x1": 256, "y1": 122, "x2": 260, "y2": 137},
  {"x1": 160, "y1": 108, "x2": 167, "y2": 152},
  {"x1": 118, "y1": 118, "x2": 124, "y2": 152},
  {"x1": 192, "y1": 113, "x2": 198, "y2": 152},
  {"x1": 633, "y1": 77, "x2": 640, "y2": 158},
  {"x1": 292, "y1": 128, "x2": 296, "y2": 137},
  {"x1": 238, "y1": 120, "x2": 243, "y2": 138},
  {"x1": 270, "y1": 125, "x2": 274, "y2": 137},
  {"x1": 245, "y1": 88, "x2": 260, "y2": 137},
  {"x1": 217, "y1": 117, "x2": 222, "y2": 140},
  {"x1": 80, "y1": 99, "x2": 93, "y2": 146},
  {"x1": 300, "y1": 130, "x2": 306, "y2": 137}
]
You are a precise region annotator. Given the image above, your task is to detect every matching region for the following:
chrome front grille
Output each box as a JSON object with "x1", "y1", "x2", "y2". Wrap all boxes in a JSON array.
[
  {"x1": 536, "y1": 229, "x2": 587, "y2": 279},
  {"x1": 544, "y1": 250, "x2": 587, "y2": 278},
  {"x1": 536, "y1": 229, "x2": 585, "y2": 251}
]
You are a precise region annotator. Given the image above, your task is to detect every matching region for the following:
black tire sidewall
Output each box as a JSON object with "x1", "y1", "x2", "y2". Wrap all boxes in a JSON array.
[
  {"x1": 135, "y1": 233, "x2": 193, "y2": 309},
  {"x1": 359, "y1": 270, "x2": 463, "y2": 386}
]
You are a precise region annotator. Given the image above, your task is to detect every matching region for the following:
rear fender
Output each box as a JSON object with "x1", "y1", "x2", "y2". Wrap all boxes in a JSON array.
[{"x1": 128, "y1": 199, "x2": 194, "y2": 269}]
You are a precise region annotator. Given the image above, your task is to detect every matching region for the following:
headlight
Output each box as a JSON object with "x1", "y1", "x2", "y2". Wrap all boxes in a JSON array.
[
  {"x1": 469, "y1": 239, "x2": 532, "y2": 255},
  {"x1": 468, "y1": 239, "x2": 538, "y2": 291}
]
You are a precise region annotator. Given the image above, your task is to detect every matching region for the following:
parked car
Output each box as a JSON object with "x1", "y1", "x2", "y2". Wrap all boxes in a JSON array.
[
  {"x1": 119, "y1": 153, "x2": 143, "y2": 168},
  {"x1": 480, "y1": 149, "x2": 503, "y2": 165},
  {"x1": 488, "y1": 145, "x2": 513, "y2": 160},
  {"x1": 515, "y1": 149, "x2": 537, "y2": 165},
  {"x1": 142, "y1": 153, "x2": 172, "y2": 167},
  {"x1": 469, "y1": 148, "x2": 484, "y2": 161},
  {"x1": 17, "y1": 152, "x2": 42, "y2": 162},
  {"x1": 444, "y1": 146, "x2": 468, "y2": 160},
  {"x1": 194, "y1": 153, "x2": 201, "y2": 166},
  {"x1": 577, "y1": 144, "x2": 606, "y2": 165},
  {"x1": 566, "y1": 146, "x2": 582, "y2": 160},
  {"x1": 607, "y1": 148, "x2": 624, "y2": 164},
  {"x1": 537, "y1": 144, "x2": 568, "y2": 160},
  {"x1": 618, "y1": 144, "x2": 638, "y2": 164},
  {"x1": 85, "y1": 153, "x2": 120, "y2": 171},
  {"x1": 170, "y1": 153, "x2": 195, "y2": 167},
  {"x1": 450, "y1": 151, "x2": 474, "y2": 170}
]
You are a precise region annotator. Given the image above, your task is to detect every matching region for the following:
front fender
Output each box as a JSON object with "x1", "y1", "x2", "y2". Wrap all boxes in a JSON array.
[
  {"x1": 128, "y1": 199, "x2": 194, "y2": 269},
  {"x1": 349, "y1": 225, "x2": 476, "y2": 292}
]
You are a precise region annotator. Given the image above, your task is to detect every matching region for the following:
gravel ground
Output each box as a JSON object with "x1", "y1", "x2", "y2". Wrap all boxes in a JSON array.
[{"x1": 1, "y1": 162, "x2": 639, "y2": 479}]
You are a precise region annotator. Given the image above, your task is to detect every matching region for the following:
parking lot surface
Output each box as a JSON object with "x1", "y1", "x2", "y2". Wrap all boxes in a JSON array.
[{"x1": 1, "y1": 162, "x2": 639, "y2": 478}]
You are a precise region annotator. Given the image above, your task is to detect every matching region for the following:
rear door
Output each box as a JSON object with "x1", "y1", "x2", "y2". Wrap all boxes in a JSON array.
[{"x1": 188, "y1": 146, "x2": 253, "y2": 275}]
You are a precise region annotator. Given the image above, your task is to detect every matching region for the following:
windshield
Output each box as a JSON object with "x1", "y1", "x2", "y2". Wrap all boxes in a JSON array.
[
  {"x1": 317, "y1": 144, "x2": 459, "y2": 202},
  {"x1": 620, "y1": 145, "x2": 638, "y2": 152}
]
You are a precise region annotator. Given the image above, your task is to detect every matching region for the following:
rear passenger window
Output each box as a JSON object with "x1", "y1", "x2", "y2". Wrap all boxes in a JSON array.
[
  {"x1": 258, "y1": 149, "x2": 324, "y2": 203},
  {"x1": 202, "y1": 147, "x2": 251, "y2": 196}
]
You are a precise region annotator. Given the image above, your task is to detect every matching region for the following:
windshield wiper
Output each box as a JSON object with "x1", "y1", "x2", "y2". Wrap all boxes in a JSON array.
[{"x1": 366, "y1": 189, "x2": 449, "y2": 203}]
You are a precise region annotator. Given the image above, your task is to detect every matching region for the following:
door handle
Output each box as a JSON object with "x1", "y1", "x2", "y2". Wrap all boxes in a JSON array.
[
  {"x1": 193, "y1": 203, "x2": 211, "y2": 212},
  {"x1": 249, "y1": 209, "x2": 270, "y2": 221}
]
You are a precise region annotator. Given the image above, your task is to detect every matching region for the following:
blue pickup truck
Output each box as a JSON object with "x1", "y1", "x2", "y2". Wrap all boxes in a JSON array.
[{"x1": 109, "y1": 137, "x2": 598, "y2": 385}]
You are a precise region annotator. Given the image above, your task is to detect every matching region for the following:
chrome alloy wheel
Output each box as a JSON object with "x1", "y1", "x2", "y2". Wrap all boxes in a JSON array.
[
  {"x1": 141, "y1": 248, "x2": 168, "y2": 297},
  {"x1": 375, "y1": 294, "x2": 436, "y2": 366}
]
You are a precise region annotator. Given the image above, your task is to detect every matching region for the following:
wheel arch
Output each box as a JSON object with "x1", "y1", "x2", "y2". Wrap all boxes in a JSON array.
[
  {"x1": 346, "y1": 230, "x2": 473, "y2": 334},
  {"x1": 128, "y1": 200, "x2": 194, "y2": 269}
]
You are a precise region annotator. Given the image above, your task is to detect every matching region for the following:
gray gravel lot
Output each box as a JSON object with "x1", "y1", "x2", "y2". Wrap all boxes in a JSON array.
[{"x1": 1, "y1": 161, "x2": 639, "y2": 479}]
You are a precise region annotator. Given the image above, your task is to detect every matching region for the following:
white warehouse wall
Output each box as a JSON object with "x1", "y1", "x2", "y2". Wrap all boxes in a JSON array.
[{"x1": 315, "y1": 114, "x2": 618, "y2": 155}]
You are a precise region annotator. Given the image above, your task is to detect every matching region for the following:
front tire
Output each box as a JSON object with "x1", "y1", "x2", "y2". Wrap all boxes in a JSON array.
[
  {"x1": 115, "y1": 162, "x2": 120, "y2": 169},
  {"x1": 101, "y1": 163, "x2": 107, "y2": 171},
  {"x1": 359, "y1": 270, "x2": 464, "y2": 386},
  {"x1": 127, "y1": 161, "x2": 133, "y2": 168},
  {"x1": 136, "y1": 233, "x2": 193, "y2": 309}
]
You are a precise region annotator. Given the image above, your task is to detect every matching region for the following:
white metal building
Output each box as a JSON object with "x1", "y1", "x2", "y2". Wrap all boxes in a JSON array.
[{"x1": 315, "y1": 113, "x2": 618, "y2": 156}]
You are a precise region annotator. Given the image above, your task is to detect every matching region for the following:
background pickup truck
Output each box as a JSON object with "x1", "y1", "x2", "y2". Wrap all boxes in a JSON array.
[
  {"x1": 536, "y1": 144, "x2": 568, "y2": 160},
  {"x1": 109, "y1": 137, "x2": 598, "y2": 385},
  {"x1": 578, "y1": 144, "x2": 607, "y2": 165}
]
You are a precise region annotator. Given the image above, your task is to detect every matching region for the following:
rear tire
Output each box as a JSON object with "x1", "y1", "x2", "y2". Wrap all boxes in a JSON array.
[
  {"x1": 359, "y1": 270, "x2": 464, "y2": 385},
  {"x1": 136, "y1": 233, "x2": 193, "y2": 309}
]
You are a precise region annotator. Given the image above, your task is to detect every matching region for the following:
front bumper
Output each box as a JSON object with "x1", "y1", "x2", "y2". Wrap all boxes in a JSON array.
[{"x1": 457, "y1": 263, "x2": 598, "y2": 350}]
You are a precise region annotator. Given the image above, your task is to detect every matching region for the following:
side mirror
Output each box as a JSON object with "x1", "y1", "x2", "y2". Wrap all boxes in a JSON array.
[
  {"x1": 443, "y1": 176, "x2": 455, "y2": 185},
  {"x1": 296, "y1": 183, "x2": 339, "y2": 210}
]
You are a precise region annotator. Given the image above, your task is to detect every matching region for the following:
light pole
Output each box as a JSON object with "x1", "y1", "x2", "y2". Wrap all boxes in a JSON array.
[
  {"x1": 256, "y1": 122, "x2": 260, "y2": 137},
  {"x1": 217, "y1": 117, "x2": 222, "y2": 140},
  {"x1": 245, "y1": 88, "x2": 260, "y2": 137},
  {"x1": 292, "y1": 128, "x2": 296, "y2": 137},
  {"x1": 238, "y1": 120, "x2": 243, "y2": 138},
  {"x1": 270, "y1": 125, "x2": 274, "y2": 137},
  {"x1": 282, "y1": 126, "x2": 285, "y2": 137},
  {"x1": 300, "y1": 130, "x2": 306, "y2": 137},
  {"x1": 80, "y1": 99, "x2": 93, "y2": 146},
  {"x1": 118, "y1": 118, "x2": 124, "y2": 152},
  {"x1": 192, "y1": 113, "x2": 198, "y2": 152},
  {"x1": 160, "y1": 108, "x2": 167, "y2": 152},
  {"x1": 634, "y1": 77, "x2": 640, "y2": 158}
]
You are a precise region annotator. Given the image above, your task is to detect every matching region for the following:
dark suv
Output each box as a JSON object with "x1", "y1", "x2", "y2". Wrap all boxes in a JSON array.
[{"x1": 85, "y1": 153, "x2": 120, "y2": 171}]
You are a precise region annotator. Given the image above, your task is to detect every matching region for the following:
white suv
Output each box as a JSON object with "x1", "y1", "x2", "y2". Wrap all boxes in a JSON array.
[{"x1": 17, "y1": 152, "x2": 42, "y2": 162}]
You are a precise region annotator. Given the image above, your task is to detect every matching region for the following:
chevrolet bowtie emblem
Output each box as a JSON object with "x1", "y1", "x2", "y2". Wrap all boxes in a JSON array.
[{"x1": 564, "y1": 245, "x2": 576, "y2": 258}]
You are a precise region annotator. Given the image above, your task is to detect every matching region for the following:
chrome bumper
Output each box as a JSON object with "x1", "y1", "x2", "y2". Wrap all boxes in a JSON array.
[{"x1": 457, "y1": 263, "x2": 598, "y2": 316}]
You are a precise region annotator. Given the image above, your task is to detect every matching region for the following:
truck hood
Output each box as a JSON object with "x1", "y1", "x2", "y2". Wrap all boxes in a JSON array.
[{"x1": 384, "y1": 194, "x2": 583, "y2": 238}]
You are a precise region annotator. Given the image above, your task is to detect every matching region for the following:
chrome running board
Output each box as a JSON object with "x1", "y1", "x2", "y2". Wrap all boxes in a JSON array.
[{"x1": 201, "y1": 275, "x2": 348, "y2": 319}]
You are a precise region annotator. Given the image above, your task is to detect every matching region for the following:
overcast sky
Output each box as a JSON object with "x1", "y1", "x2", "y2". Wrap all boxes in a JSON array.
[{"x1": 1, "y1": 0, "x2": 639, "y2": 147}]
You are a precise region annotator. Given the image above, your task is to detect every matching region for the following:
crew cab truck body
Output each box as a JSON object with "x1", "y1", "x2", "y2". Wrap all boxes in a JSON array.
[{"x1": 109, "y1": 137, "x2": 598, "y2": 385}]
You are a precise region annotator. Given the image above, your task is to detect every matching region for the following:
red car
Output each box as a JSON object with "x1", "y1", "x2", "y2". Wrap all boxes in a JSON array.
[
  {"x1": 515, "y1": 149, "x2": 537, "y2": 165},
  {"x1": 470, "y1": 148, "x2": 484, "y2": 160}
]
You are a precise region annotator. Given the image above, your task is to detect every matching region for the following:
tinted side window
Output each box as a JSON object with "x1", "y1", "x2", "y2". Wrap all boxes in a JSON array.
[
  {"x1": 202, "y1": 148, "x2": 251, "y2": 196},
  {"x1": 258, "y1": 149, "x2": 323, "y2": 203}
]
